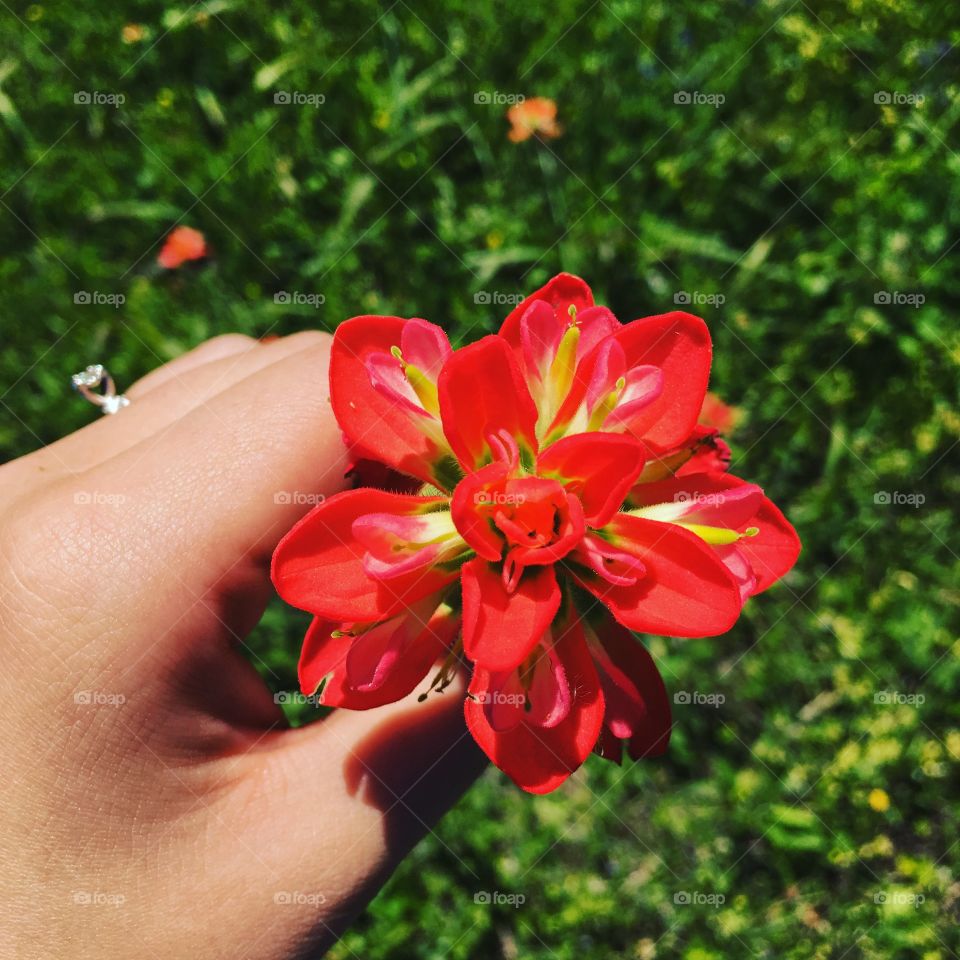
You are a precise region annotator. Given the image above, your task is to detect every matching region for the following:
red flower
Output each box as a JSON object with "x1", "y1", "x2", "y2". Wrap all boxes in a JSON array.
[
  {"x1": 157, "y1": 226, "x2": 207, "y2": 269},
  {"x1": 506, "y1": 97, "x2": 562, "y2": 143},
  {"x1": 699, "y1": 391, "x2": 742, "y2": 434},
  {"x1": 272, "y1": 273, "x2": 800, "y2": 793}
]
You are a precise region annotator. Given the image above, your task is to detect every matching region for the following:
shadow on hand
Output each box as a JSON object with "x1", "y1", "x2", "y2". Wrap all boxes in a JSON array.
[{"x1": 342, "y1": 683, "x2": 487, "y2": 857}]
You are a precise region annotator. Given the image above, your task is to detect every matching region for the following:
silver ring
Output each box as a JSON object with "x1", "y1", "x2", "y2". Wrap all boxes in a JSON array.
[{"x1": 71, "y1": 364, "x2": 130, "y2": 416}]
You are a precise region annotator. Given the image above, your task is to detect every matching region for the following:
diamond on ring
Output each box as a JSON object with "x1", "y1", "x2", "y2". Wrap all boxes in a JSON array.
[{"x1": 71, "y1": 364, "x2": 130, "y2": 416}]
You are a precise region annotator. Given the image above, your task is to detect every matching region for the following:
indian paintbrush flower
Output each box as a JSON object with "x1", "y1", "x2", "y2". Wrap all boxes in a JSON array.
[
  {"x1": 157, "y1": 226, "x2": 208, "y2": 269},
  {"x1": 271, "y1": 274, "x2": 800, "y2": 793}
]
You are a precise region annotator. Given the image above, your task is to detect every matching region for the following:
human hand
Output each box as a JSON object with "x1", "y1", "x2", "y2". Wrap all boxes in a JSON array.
[{"x1": 0, "y1": 332, "x2": 484, "y2": 959}]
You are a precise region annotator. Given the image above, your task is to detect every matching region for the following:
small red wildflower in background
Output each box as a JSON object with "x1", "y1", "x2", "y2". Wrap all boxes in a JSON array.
[
  {"x1": 507, "y1": 97, "x2": 562, "y2": 142},
  {"x1": 700, "y1": 391, "x2": 743, "y2": 434},
  {"x1": 157, "y1": 226, "x2": 207, "y2": 269},
  {"x1": 121, "y1": 23, "x2": 147, "y2": 44},
  {"x1": 272, "y1": 274, "x2": 800, "y2": 793}
]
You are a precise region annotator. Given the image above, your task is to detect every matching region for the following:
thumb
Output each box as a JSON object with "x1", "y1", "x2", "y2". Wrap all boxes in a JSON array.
[{"x1": 231, "y1": 672, "x2": 486, "y2": 954}]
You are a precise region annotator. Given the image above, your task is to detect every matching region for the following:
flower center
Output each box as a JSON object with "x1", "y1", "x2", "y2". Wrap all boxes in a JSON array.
[
  {"x1": 491, "y1": 477, "x2": 569, "y2": 549},
  {"x1": 484, "y1": 475, "x2": 586, "y2": 591}
]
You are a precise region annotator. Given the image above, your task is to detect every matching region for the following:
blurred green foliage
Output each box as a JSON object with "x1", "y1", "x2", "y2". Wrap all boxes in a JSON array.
[{"x1": 2, "y1": 0, "x2": 959, "y2": 956}]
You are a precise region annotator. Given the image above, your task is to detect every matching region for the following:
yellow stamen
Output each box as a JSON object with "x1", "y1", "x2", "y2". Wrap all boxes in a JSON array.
[
  {"x1": 390, "y1": 344, "x2": 440, "y2": 416},
  {"x1": 678, "y1": 523, "x2": 759, "y2": 546},
  {"x1": 404, "y1": 363, "x2": 440, "y2": 416},
  {"x1": 548, "y1": 323, "x2": 581, "y2": 401},
  {"x1": 588, "y1": 375, "x2": 625, "y2": 431}
]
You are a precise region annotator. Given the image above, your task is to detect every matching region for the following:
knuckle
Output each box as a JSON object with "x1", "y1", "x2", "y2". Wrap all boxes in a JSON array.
[
  {"x1": 270, "y1": 329, "x2": 332, "y2": 355},
  {"x1": 200, "y1": 332, "x2": 258, "y2": 354},
  {"x1": 271, "y1": 330, "x2": 333, "y2": 364}
]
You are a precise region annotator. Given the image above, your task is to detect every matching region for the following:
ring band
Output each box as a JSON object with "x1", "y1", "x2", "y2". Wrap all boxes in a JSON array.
[{"x1": 71, "y1": 364, "x2": 130, "y2": 416}]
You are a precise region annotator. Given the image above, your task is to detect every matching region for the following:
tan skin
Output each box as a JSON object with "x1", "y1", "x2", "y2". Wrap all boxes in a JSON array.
[{"x1": 0, "y1": 333, "x2": 485, "y2": 959}]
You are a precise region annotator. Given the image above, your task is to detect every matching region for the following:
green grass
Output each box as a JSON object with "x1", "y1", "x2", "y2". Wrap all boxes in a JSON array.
[{"x1": 2, "y1": 1, "x2": 958, "y2": 956}]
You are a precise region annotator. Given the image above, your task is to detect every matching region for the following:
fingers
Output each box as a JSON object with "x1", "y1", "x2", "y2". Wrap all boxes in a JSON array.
[
  {"x1": 17, "y1": 332, "x2": 330, "y2": 480},
  {"x1": 237, "y1": 673, "x2": 486, "y2": 954},
  {"x1": 3, "y1": 334, "x2": 348, "y2": 679},
  {"x1": 69, "y1": 337, "x2": 349, "y2": 593}
]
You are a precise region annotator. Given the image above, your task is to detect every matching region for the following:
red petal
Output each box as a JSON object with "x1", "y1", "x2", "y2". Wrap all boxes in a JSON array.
[
  {"x1": 714, "y1": 544, "x2": 757, "y2": 601},
  {"x1": 461, "y1": 558, "x2": 561, "y2": 672},
  {"x1": 449, "y1": 460, "x2": 511, "y2": 561},
  {"x1": 734, "y1": 486, "x2": 800, "y2": 593},
  {"x1": 592, "y1": 618, "x2": 672, "y2": 760},
  {"x1": 627, "y1": 473, "x2": 800, "y2": 594},
  {"x1": 330, "y1": 315, "x2": 454, "y2": 488},
  {"x1": 627, "y1": 475, "x2": 764, "y2": 528},
  {"x1": 438, "y1": 336, "x2": 539, "y2": 471},
  {"x1": 576, "y1": 514, "x2": 742, "y2": 637},
  {"x1": 481, "y1": 638, "x2": 573, "y2": 732},
  {"x1": 299, "y1": 617, "x2": 346, "y2": 696},
  {"x1": 574, "y1": 306, "x2": 622, "y2": 358},
  {"x1": 537, "y1": 433, "x2": 647, "y2": 526},
  {"x1": 517, "y1": 301, "x2": 619, "y2": 387},
  {"x1": 464, "y1": 619, "x2": 605, "y2": 794},
  {"x1": 555, "y1": 311, "x2": 711, "y2": 452},
  {"x1": 594, "y1": 726, "x2": 624, "y2": 764},
  {"x1": 345, "y1": 617, "x2": 410, "y2": 691},
  {"x1": 298, "y1": 604, "x2": 456, "y2": 710},
  {"x1": 498, "y1": 273, "x2": 596, "y2": 350},
  {"x1": 519, "y1": 299, "x2": 566, "y2": 381},
  {"x1": 271, "y1": 489, "x2": 456, "y2": 622}
]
